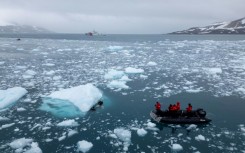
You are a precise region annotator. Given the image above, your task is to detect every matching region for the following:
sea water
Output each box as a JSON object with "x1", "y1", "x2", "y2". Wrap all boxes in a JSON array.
[{"x1": 0, "y1": 34, "x2": 245, "y2": 152}]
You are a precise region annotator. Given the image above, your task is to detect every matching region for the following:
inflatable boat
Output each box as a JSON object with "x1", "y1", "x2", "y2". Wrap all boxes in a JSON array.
[{"x1": 150, "y1": 109, "x2": 211, "y2": 124}]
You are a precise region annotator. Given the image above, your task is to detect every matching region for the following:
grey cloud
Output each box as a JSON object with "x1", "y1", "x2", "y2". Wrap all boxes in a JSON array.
[{"x1": 0, "y1": 0, "x2": 244, "y2": 34}]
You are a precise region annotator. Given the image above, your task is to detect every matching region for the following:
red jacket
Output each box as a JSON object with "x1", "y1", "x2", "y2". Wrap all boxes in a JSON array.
[
  {"x1": 186, "y1": 106, "x2": 192, "y2": 112},
  {"x1": 176, "y1": 104, "x2": 180, "y2": 111},
  {"x1": 155, "y1": 103, "x2": 161, "y2": 110}
]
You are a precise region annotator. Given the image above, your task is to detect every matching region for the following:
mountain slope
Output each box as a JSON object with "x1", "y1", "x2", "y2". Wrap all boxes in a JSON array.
[
  {"x1": 170, "y1": 17, "x2": 245, "y2": 34},
  {"x1": 0, "y1": 24, "x2": 51, "y2": 34}
]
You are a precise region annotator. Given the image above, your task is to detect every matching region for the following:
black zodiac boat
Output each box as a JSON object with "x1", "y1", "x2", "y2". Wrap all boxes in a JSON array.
[{"x1": 150, "y1": 109, "x2": 211, "y2": 124}]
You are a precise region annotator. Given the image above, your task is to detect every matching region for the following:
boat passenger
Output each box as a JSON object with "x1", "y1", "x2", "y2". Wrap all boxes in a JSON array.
[
  {"x1": 172, "y1": 104, "x2": 177, "y2": 111},
  {"x1": 155, "y1": 102, "x2": 161, "y2": 111},
  {"x1": 168, "y1": 104, "x2": 173, "y2": 111},
  {"x1": 186, "y1": 103, "x2": 192, "y2": 112},
  {"x1": 176, "y1": 102, "x2": 180, "y2": 111}
]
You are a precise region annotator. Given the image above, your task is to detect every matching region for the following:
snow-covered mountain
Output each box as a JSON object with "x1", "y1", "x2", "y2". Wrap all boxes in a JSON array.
[
  {"x1": 170, "y1": 17, "x2": 245, "y2": 34},
  {"x1": 0, "y1": 24, "x2": 51, "y2": 34}
]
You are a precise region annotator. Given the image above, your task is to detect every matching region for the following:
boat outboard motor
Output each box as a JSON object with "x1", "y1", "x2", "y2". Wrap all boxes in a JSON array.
[{"x1": 197, "y1": 109, "x2": 206, "y2": 118}]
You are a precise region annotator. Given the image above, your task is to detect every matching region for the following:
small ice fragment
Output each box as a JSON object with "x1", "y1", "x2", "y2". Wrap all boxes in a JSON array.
[
  {"x1": 195, "y1": 134, "x2": 205, "y2": 141},
  {"x1": 17, "y1": 107, "x2": 26, "y2": 112},
  {"x1": 187, "y1": 124, "x2": 197, "y2": 130},
  {"x1": 147, "y1": 62, "x2": 157, "y2": 66},
  {"x1": 77, "y1": 140, "x2": 93, "y2": 153},
  {"x1": 171, "y1": 143, "x2": 183, "y2": 152},
  {"x1": 137, "y1": 128, "x2": 147, "y2": 137},
  {"x1": 125, "y1": 67, "x2": 144, "y2": 73},
  {"x1": 57, "y1": 119, "x2": 79, "y2": 127},
  {"x1": 9, "y1": 138, "x2": 33, "y2": 149}
]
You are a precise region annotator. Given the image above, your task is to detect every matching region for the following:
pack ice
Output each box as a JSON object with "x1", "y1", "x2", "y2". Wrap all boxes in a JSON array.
[
  {"x1": 40, "y1": 84, "x2": 102, "y2": 117},
  {"x1": 0, "y1": 87, "x2": 27, "y2": 110}
]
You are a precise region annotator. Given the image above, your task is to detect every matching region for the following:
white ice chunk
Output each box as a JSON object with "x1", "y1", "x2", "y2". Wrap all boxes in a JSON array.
[
  {"x1": 0, "y1": 123, "x2": 15, "y2": 130},
  {"x1": 68, "y1": 129, "x2": 78, "y2": 137},
  {"x1": 9, "y1": 138, "x2": 33, "y2": 149},
  {"x1": 171, "y1": 144, "x2": 183, "y2": 152},
  {"x1": 137, "y1": 128, "x2": 147, "y2": 137},
  {"x1": 147, "y1": 62, "x2": 157, "y2": 66},
  {"x1": 186, "y1": 124, "x2": 197, "y2": 130},
  {"x1": 17, "y1": 107, "x2": 26, "y2": 112},
  {"x1": 114, "y1": 128, "x2": 131, "y2": 142},
  {"x1": 25, "y1": 142, "x2": 42, "y2": 153},
  {"x1": 104, "y1": 69, "x2": 124, "y2": 80},
  {"x1": 108, "y1": 46, "x2": 123, "y2": 50},
  {"x1": 195, "y1": 134, "x2": 205, "y2": 141},
  {"x1": 58, "y1": 135, "x2": 66, "y2": 141},
  {"x1": 107, "y1": 80, "x2": 129, "y2": 89},
  {"x1": 57, "y1": 119, "x2": 79, "y2": 127},
  {"x1": 0, "y1": 116, "x2": 10, "y2": 121},
  {"x1": 0, "y1": 87, "x2": 28, "y2": 110},
  {"x1": 45, "y1": 84, "x2": 102, "y2": 113},
  {"x1": 125, "y1": 67, "x2": 144, "y2": 73},
  {"x1": 114, "y1": 128, "x2": 131, "y2": 151},
  {"x1": 204, "y1": 68, "x2": 222, "y2": 75},
  {"x1": 24, "y1": 70, "x2": 37, "y2": 76},
  {"x1": 77, "y1": 140, "x2": 93, "y2": 153}
]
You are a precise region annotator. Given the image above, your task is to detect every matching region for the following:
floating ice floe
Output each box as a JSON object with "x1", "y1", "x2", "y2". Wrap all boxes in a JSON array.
[
  {"x1": 146, "y1": 121, "x2": 159, "y2": 131},
  {"x1": 204, "y1": 68, "x2": 222, "y2": 75},
  {"x1": 104, "y1": 69, "x2": 124, "y2": 80},
  {"x1": 137, "y1": 128, "x2": 147, "y2": 137},
  {"x1": 195, "y1": 134, "x2": 205, "y2": 141},
  {"x1": 170, "y1": 143, "x2": 183, "y2": 152},
  {"x1": 125, "y1": 67, "x2": 144, "y2": 74},
  {"x1": 105, "y1": 69, "x2": 132, "y2": 90},
  {"x1": 0, "y1": 87, "x2": 28, "y2": 110},
  {"x1": 0, "y1": 123, "x2": 15, "y2": 130},
  {"x1": 57, "y1": 119, "x2": 79, "y2": 127},
  {"x1": 0, "y1": 116, "x2": 10, "y2": 121},
  {"x1": 40, "y1": 84, "x2": 102, "y2": 117},
  {"x1": 107, "y1": 80, "x2": 129, "y2": 89},
  {"x1": 186, "y1": 124, "x2": 197, "y2": 130},
  {"x1": 113, "y1": 128, "x2": 131, "y2": 151},
  {"x1": 77, "y1": 140, "x2": 93, "y2": 153},
  {"x1": 22, "y1": 70, "x2": 37, "y2": 79},
  {"x1": 9, "y1": 138, "x2": 42, "y2": 153},
  {"x1": 107, "y1": 46, "x2": 123, "y2": 51},
  {"x1": 147, "y1": 61, "x2": 157, "y2": 66},
  {"x1": 17, "y1": 107, "x2": 26, "y2": 112}
]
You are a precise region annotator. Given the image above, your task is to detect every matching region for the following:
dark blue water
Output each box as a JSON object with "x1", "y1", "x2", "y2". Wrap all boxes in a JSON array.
[{"x1": 0, "y1": 34, "x2": 245, "y2": 153}]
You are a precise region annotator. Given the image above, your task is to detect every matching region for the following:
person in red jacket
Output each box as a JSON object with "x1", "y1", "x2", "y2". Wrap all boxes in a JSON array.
[
  {"x1": 155, "y1": 102, "x2": 161, "y2": 111},
  {"x1": 176, "y1": 102, "x2": 180, "y2": 111},
  {"x1": 186, "y1": 103, "x2": 192, "y2": 112}
]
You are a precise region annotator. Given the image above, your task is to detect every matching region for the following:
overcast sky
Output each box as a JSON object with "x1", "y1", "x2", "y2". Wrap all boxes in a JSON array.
[{"x1": 0, "y1": 0, "x2": 244, "y2": 34}]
